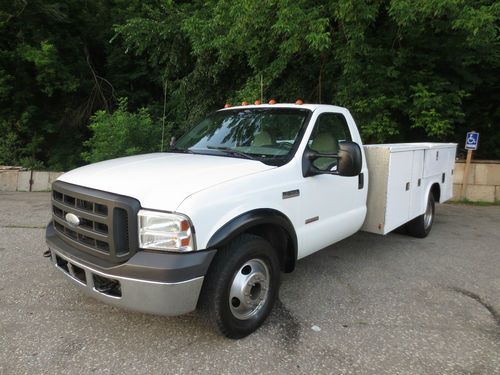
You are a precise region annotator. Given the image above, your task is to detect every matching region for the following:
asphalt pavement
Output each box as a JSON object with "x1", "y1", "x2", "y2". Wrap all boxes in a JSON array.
[{"x1": 0, "y1": 192, "x2": 499, "y2": 375}]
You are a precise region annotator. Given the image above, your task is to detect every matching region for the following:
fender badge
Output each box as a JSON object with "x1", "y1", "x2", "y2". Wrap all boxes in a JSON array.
[{"x1": 282, "y1": 189, "x2": 300, "y2": 199}]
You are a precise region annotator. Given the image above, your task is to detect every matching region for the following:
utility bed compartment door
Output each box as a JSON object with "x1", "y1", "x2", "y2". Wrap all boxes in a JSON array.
[
  {"x1": 442, "y1": 147, "x2": 457, "y2": 201},
  {"x1": 384, "y1": 151, "x2": 413, "y2": 231},
  {"x1": 362, "y1": 145, "x2": 429, "y2": 235},
  {"x1": 409, "y1": 150, "x2": 425, "y2": 219},
  {"x1": 423, "y1": 145, "x2": 456, "y2": 201},
  {"x1": 423, "y1": 148, "x2": 445, "y2": 178}
]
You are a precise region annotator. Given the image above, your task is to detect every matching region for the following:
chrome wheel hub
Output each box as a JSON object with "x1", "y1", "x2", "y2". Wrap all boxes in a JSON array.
[
  {"x1": 229, "y1": 259, "x2": 270, "y2": 320},
  {"x1": 424, "y1": 198, "x2": 433, "y2": 229}
]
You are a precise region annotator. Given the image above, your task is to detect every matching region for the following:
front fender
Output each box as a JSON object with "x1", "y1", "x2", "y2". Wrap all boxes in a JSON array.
[{"x1": 206, "y1": 208, "x2": 298, "y2": 268}]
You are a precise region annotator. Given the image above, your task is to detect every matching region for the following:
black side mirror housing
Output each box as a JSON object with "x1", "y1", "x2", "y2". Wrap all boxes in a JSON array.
[{"x1": 302, "y1": 141, "x2": 362, "y2": 177}]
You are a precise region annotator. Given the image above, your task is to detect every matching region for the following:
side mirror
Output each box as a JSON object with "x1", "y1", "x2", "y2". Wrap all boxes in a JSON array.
[
  {"x1": 302, "y1": 141, "x2": 362, "y2": 177},
  {"x1": 337, "y1": 141, "x2": 362, "y2": 177}
]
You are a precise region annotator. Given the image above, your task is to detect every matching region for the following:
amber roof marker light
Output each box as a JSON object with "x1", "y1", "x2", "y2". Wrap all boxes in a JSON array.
[
  {"x1": 268, "y1": 99, "x2": 277, "y2": 105},
  {"x1": 295, "y1": 99, "x2": 304, "y2": 105},
  {"x1": 224, "y1": 103, "x2": 232, "y2": 108},
  {"x1": 254, "y1": 100, "x2": 261, "y2": 105},
  {"x1": 241, "y1": 101, "x2": 249, "y2": 106}
]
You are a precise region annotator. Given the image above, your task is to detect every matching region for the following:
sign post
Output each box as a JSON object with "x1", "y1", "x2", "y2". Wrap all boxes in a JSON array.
[{"x1": 460, "y1": 131, "x2": 479, "y2": 199}]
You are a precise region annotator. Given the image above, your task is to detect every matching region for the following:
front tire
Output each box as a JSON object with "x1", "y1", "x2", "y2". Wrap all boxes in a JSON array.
[
  {"x1": 200, "y1": 234, "x2": 280, "y2": 339},
  {"x1": 406, "y1": 193, "x2": 435, "y2": 238}
]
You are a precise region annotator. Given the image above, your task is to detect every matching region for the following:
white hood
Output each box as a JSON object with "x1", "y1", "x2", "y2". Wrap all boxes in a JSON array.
[{"x1": 58, "y1": 153, "x2": 274, "y2": 211}]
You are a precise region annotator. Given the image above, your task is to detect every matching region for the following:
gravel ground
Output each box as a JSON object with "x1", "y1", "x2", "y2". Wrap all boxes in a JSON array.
[{"x1": 0, "y1": 192, "x2": 499, "y2": 375}]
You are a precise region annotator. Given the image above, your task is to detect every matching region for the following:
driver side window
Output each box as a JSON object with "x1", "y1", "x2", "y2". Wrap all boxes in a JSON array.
[{"x1": 308, "y1": 113, "x2": 352, "y2": 171}]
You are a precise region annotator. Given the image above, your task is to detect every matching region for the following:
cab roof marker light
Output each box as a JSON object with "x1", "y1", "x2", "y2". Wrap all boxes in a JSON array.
[{"x1": 268, "y1": 99, "x2": 277, "y2": 104}]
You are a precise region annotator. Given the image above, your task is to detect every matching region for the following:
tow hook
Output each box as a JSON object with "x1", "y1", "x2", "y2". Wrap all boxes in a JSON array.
[{"x1": 42, "y1": 249, "x2": 51, "y2": 258}]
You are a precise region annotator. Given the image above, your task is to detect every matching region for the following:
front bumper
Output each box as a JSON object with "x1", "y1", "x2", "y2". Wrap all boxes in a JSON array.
[{"x1": 46, "y1": 223, "x2": 216, "y2": 316}]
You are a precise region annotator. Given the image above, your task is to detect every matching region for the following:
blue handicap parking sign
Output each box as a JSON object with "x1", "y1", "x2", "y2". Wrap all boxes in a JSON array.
[{"x1": 465, "y1": 132, "x2": 479, "y2": 150}]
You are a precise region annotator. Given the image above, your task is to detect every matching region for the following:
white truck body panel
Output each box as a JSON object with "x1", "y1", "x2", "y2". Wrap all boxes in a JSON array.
[
  {"x1": 58, "y1": 153, "x2": 275, "y2": 211},
  {"x1": 362, "y1": 143, "x2": 456, "y2": 234},
  {"x1": 178, "y1": 105, "x2": 368, "y2": 259},
  {"x1": 409, "y1": 149, "x2": 425, "y2": 219},
  {"x1": 292, "y1": 105, "x2": 368, "y2": 258}
]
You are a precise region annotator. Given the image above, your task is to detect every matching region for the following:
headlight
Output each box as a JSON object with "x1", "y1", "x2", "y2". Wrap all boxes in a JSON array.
[{"x1": 138, "y1": 210, "x2": 195, "y2": 252}]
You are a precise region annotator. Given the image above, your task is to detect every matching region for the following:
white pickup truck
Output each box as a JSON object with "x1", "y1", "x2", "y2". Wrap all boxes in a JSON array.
[{"x1": 45, "y1": 103, "x2": 456, "y2": 338}]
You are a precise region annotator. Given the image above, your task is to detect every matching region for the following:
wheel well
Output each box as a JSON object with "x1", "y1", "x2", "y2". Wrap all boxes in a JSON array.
[
  {"x1": 430, "y1": 183, "x2": 441, "y2": 202},
  {"x1": 246, "y1": 224, "x2": 296, "y2": 273},
  {"x1": 206, "y1": 209, "x2": 298, "y2": 273}
]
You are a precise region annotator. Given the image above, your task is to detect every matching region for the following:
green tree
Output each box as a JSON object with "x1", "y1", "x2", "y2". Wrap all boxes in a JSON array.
[
  {"x1": 82, "y1": 98, "x2": 162, "y2": 163},
  {"x1": 114, "y1": 0, "x2": 499, "y2": 157},
  {"x1": 0, "y1": 0, "x2": 159, "y2": 169},
  {"x1": 1, "y1": 0, "x2": 499, "y2": 169}
]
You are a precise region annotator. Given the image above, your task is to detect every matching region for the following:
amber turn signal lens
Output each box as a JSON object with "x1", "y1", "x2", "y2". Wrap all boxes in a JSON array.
[{"x1": 180, "y1": 220, "x2": 190, "y2": 232}]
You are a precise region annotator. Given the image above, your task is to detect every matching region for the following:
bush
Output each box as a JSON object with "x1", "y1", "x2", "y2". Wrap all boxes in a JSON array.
[
  {"x1": 82, "y1": 98, "x2": 162, "y2": 163},
  {"x1": 0, "y1": 122, "x2": 21, "y2": 166}
]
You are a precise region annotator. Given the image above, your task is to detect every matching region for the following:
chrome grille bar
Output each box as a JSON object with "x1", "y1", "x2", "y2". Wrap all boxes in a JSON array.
[{"x1": 51, "y1": 181, "x2": 140, "y2": 262}]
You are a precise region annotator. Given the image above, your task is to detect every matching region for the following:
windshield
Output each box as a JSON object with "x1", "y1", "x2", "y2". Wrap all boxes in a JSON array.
[{"x1": 173, "y1": 108, "x2": 310, "y2": 164}]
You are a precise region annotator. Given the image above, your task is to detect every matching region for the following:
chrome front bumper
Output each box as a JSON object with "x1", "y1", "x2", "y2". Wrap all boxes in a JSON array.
[{"x1": 48, "y1": 248, "x2": 204, "y2": 315}]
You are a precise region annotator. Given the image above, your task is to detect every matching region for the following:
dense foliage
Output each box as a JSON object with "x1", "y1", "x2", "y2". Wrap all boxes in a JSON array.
[
  {"x1": 81, "y1": 98, "x2": 162, "y2": 163},
  {"x1": 1, "y1": 0, "x2": 499, "y2": 169}
]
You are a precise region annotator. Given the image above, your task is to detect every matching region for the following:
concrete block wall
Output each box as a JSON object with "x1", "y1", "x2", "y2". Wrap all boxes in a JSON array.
[
  {"x1": 0, "y1": 170, "x2": 63, "y2": 192},
  {"x1": 452, "y1": 161, "x2": 500, "y2": 202},
  {"x1": 0, "y1": 171, "x2": 19, "y2": 191}
]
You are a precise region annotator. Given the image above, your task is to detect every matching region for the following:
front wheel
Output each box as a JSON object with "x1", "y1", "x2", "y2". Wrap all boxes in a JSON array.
[
  {"x1": 406, "y1": 193, "x2": 435, "y2": 238},
  {"x1": 200, "y1": 234, "x2": 280, "y2": 338}
]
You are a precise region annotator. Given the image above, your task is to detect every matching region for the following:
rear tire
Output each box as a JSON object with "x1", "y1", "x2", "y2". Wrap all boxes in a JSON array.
[
  {"x1": 406, "y1": 193, "x2": 435, "y2": 238},
  {"x1": 200, "y1": 234, "x2": 280, "y2": 339}
]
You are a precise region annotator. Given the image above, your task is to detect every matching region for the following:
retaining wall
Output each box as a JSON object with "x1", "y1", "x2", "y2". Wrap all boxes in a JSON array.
[
  {"x1": 452, "y1": 160, "x2": 500, "y2": 202},
  {"x1": 0, "y1": 169, "x2": 63, "y2": 192}
]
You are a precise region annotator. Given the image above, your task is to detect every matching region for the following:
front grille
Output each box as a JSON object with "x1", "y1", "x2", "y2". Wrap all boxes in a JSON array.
[{"x1": 51, "y1": 181, "x2": 140, "y2": 262}]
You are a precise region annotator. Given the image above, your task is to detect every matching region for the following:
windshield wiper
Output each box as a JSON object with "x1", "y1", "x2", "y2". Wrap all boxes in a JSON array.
[
  {"x1": 168, "y1": 147, "x2": 194, "y2": 154},
  {"x1": 206, "y1": 146, "x2": 258, "y2": 161}
]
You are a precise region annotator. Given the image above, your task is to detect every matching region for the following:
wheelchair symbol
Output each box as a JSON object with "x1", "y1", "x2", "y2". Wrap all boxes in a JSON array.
[{"x1": 465, "y1": 132, "x2": 479, "y2": 150}]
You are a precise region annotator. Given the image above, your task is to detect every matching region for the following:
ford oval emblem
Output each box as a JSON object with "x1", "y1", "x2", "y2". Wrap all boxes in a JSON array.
[{"x1": 65, "y1": 213, "x2": 80, "y2": 227}]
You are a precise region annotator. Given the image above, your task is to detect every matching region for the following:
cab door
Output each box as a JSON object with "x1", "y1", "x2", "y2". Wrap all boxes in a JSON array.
[{"x1": 297, "y1": 111, "x2": 366, "y2": 258}]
